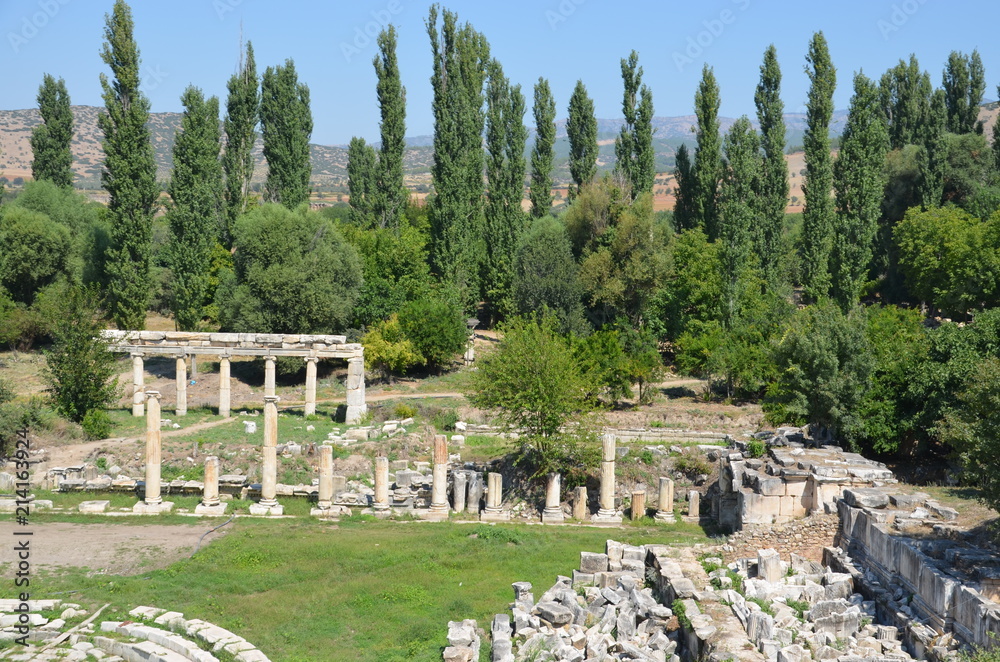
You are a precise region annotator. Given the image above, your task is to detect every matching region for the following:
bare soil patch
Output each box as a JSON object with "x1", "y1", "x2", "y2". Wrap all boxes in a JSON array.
[{"x1": 0, "y1": 521, "x2": 229, "y2": 575}]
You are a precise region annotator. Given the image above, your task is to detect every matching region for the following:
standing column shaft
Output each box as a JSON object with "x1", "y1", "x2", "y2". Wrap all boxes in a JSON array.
[
  {"x1": 264, "y1": 357, "x2": 276, "y2": 398},
  {"x1": 631, "y1": 490, "x2": 647, "y2": 520},
  {"x1": 175, "y1": 355, "x2": 188, "y2": 417},
  {"x1": 598, "y1": 434, "x2": 617, "y2": 516},
  {"x1": 542, "y1": 472, "x2": 564, "y2": 523},
  {"x1": 374, "y1": 456, "x2": 389, "y2": 509},
  {"x1": 218, "y1": 356, "x2": 231, "y2": 418},
  {"x1": 304, "y1": 357, "x2": 318, "y2": 417},
  {"x1": 317, "y1": 445, "x2": 333, "y2": 508},
  {"x1": 572, "y1": 486, "x2": 588, "y2": 520},
  {"x1": 655, "y1": 477, "x2": 675, "y2": 521},
  {"x1": 345, "y1": 357, "x2": 367, "y2": 424},
  {"x1": 452, "y1": 471, "x2": 467, "y2": 513},
  {"x1": 260, "y1": 395, "x2": 279, "y2": 506},
  {"x1": 144, "y1": 391, "x2": 162, "y2": 504},
  {"x1": 202, "y1": 456, "x2": 220, "y2": 507},
  {"x1": 486, "y1": 472, "x2": 503, "y2": 511},
  {"x1": 132, "y1": 354, "x2": 145, "y2": 417},
  {"x1": 431, "y1": 435, "x2": 448, "y2": 512}
]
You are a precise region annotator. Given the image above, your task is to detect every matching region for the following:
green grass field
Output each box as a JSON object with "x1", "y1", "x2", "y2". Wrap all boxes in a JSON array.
[{"x1": 31, "y1": 518, "x2": 712, "y2": 661}]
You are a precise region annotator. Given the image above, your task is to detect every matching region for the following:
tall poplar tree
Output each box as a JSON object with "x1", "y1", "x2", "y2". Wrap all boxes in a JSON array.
[
  {"x1": 993, "y1": 84, "x2": 1000, "y2": 173},
  {"x1": 943, "y1": 50, "x2": 985, "y2": 135},
  {"x1": 168, "y1": 86, "x2": 223, "y2": 330},
  {"x1": 800, "y1": 31, "x2": 837, "y2": 301},
  {"x1": 99, "y1": 0, "x2": 158, "y2": 330},
  {"x1": 222, "y1": 41, "x2": 258, "y2": 247},
  {"x1": 30, "y1": 74, "x2": 74, "y2": 188},
  {"x1": 426, "y1": 4, "x2": 490, "y2": 302},
  {"x1": 614, "y1": 51, "x2": 655, "y2": 200},
  {"x1": 919, "y1": 89, "x2": 948, "y2": 208},
  {"x1": 260, "y1": 59, "x2": 312, "y2": 209},
  {"x1": 693, "y1": 64, "x2": 722, "y2": 240},
  {"x1": 830, "y1": 73, "x2": 889, "y2": 312},
  {"x1": 879, "y1": 55, "x2": 931, "y2": 150},
  {"x1": 672, "y1": 144, "x2": 697, "y2": 232},
  {"x1": 484, "y1": 59, "x2": 528, "y2": 319},
  {"x1": 530, "y1": 77, "x2": 556, "y2": 218},
  {"x1": 567, "y1": 79, "x2": 598, "y2": 201},
  {"x1": 347, "y1": 136, "x2": 377, "y2": 227},
  {"x1": 373, "y1": 25, "x2": 408, "y2": 230},
  {"x1": 754, "y1": 45, "x2": 788, "y2": 288},
  {"x1": 719, "y1": 117, "x2": 760, "y2": 326}
]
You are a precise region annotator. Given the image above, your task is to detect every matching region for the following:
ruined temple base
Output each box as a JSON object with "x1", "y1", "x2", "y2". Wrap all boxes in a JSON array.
[
  {"x1": 421, "y1": 506, "x2": 450, "y2": 521},
  {"x1": 480, "y1": 510, "x2": 511, "y2": 522},
  {"x1": 541, "y1": 509, "x2": 565, "y2": 524},
  {"x1": 194, "y1": 503, "x2": 228, "y2": 516},
  {"x1": 249, "y1": 503, "x2": 283, "y2": 516},
  {"x1": 590, "y1": 512, "x2": 623, "y2": 526},
  {"x1": 132, "y1": 501, "x2": 174, "y2": 514}
]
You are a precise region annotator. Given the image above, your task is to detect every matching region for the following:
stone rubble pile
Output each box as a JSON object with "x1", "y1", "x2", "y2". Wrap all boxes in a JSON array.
[{"x1": 451, "y1": 540, "x2": 683, "y2": 662}]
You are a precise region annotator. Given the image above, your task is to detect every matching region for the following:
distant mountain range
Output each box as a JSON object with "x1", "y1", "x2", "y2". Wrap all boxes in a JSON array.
[{"x1": 0, "y1": 104, "x2": 852, "y2": 192}]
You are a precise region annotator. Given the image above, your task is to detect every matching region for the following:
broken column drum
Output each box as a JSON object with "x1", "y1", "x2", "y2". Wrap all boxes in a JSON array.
[
  {"x1": 429, "y1": 435, "x2": 449, "y2": 516},
  {"x1": 655, "y1": 477, "x2": 674, "y2": 521},
  {"x1": 374, "y1": 456, "x2": 390, "y2": 510},
  {"x1": 259, "y1": 395, "x2": 279, "y2": 508},
  {"x1": 304, "y1": 357, "x2": 318, "y2": 417},
  {"x1": 345, "y1": 357, "x2": 367, "y2": 425},
  {"x1": 264, "y1": 357, "x2": 276, "y2": 397},
  {"x1": 131, "y1": 353, "x2": 145, "y2": 417},
  {"x1": 598, "y1": 434, "x2": 617, "y2": 517},
  {"x1": 542, "y1": 473, "x2": 564, "y2": 523},
  {"x1": 143, "y1": 391, "x2": 162, "y2": 504},
  {"x1": 317, "y1": 445, "x2": 333, "y2": 509},
  {"x1": 175, "y1": 354, "x2": 187, "y2": 416},
  {"x1": 202, "y1": 456, "x2": 220, "y2": 507},
  {"x1": 218, "y1": 355, "x2": 231, "y2": 418}
]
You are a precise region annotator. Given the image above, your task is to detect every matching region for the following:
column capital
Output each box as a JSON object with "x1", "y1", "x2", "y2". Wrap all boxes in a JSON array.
[
  {"x1": 130, "y1": 351, "x2": 145, "y2": 359},
  {"x1": 263, "y1": 395, "x2": 280, "y2": 404},
  {"x1": 175, "y1": 353, "x2": 188, "y2": 360},
  {"x1": 145, "y1": 390, "x2": 161, "y2": 400},
  {"x1": 304, "y1": 356, "x2": 319, "y2": 363}
]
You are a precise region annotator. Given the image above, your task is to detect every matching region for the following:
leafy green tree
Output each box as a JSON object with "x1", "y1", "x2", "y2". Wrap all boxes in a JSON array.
[
  {"x1": 718, "y1": 117, "x2": 759, "y2": 326},
  {"x1": 852, "y1": 305, "x2": 930, "y2": 455},
  {"x1": 44, "y1": 286, "x2": 120, "y2": 423},
  {"x1": 619, "y1": 324, "x2": 663, "y2": 405},
  {"x1": 426, "y1": 4, "x2": 490, "y2": 305},
  {"x1": 483, "y1": 60, "x2": 528, "y2": 321},
  {"x1": 614, "y1": 51, "x2": 655, "y2": 200},
  {"x1": 943, "y1": 50, "x2": 985, "y2": 134},
  {"x1": 398, "y1": 295, "x2": 467, "y2": 372},
  {"x1": 939, "y1": 357, "x2": 1000, "y2": 512},
  {"x1": 30, "y1": 74, "x2": 74, "y2": 188},
  {"x1": 362, "y1": 314, "x2": 422, "y2": 382},
  {"x1": 512, "y1": 216, "x2": 587, "y2": 335},
  {"x1": 0, "y1": 207, "x2": 73, "y2": 305},
  {"x1": 167, "y1": 86, "x2": 223, "y2": 330},
  {"x1": 644, "y1": 228, "x2": 721, "y2": 342},
  {"x1": 754, "y1": 45, "x2": 788, "y2": 287},
  {"x1": 222, "y1": 41, "x2": 258, "y2": 246},
  {"x1": 217, "y1": 204, "x2": 362, "y2": 333},
  {"x1": 940, "y1": 131, "x2": 994, "y2": 207},
  {"x1": 894, "y1": 205, "x2": 1000, "y2": 317},
  {"x1": 372, "y1": 25, "x2": 408, "y2": 230},
  {"x1": 260, "y1": 59, "x2": 312, "y2": 209},
  {"x1": 671, "y1": 144, "x2": 697, "y2": 232},
  {"x1": 574, "y1": 329, "x2": 632, "y2": 404},
  {"x1": 468, "y1": 316, "x2": 591, "y2": 466},
  {"x1": 347, "y1": 136, "x2": 377, "y2": 227},
  {"x1": 918, "y1": 88, "x2": 948, "y2": 208},
  {"x1": 99, "y1": 0, "x2": 158, "y2": 330},
  {"x1": 830, "y1": 72, "x2": 889, "y2": 312},
  {"x1": 763, "y1": 300, "x2": 871, "y2": 443},
  {"x1": 567, "y1": 80, "x2": 598, "y2": 201},
  {"x1": 994, "y1": 84, "x2": 1000, "y2": 173},
  {"x1": 879, "y1": 55, "x2": 932, "y2": 150},
  {"x1": 693, "y1": 65, "x2": 722, "y2": 239},
  {"x1": 800, "y1": 31, "x2": 837, "y2": 301},
  {"x1": 530, "y1": 77, "x2": 556, "y2": 218}
]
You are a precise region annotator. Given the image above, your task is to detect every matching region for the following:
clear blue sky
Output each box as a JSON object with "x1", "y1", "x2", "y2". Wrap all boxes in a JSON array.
[{"x1": 3, "y1": 0, "x2": 998, "y2": 145}]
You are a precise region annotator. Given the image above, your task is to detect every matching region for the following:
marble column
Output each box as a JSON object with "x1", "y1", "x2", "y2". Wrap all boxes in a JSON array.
[
  {"x1": 452, "y1": 470, "x2": 467, "y2": 513},
  {"x1": 655, "y1": 477, "x2": 675, "y2": 522},
  {"x1": 175, "y1": 354, "x2": 188, "y2": 417},
  {"x1": 688, "y1": 490, "x2": 700, "y2": 518},
  {"x1": 195, "y1": 455, "x2": 225, "y2": 515},
  {"x1": 304, "y1": 357, "x2": 318, "y2": 417},
  {"x1": 594, "y1": 433, "x2": 622, "y2": 523},
  {"x1": 463, "y1": 333, "x2": 475, "y2": 365},
  {"x1": 218, "y1": 356, "x2": 231, "y2": 418},
  {"x1": 373, "y1": 456, "x2": 390, "y2": 511},
  {"x1": 541, "y1": 473, "x2": 564, "y2": 523},
  {"x1": 572, "y1": 486, "x2": 588, "y2": 520},
  {"x1": 131, "y1": 353, "x2": 144, "y2": 417},
  {"x1": 345, "y1": 357, "x2": 367, "y2": 424},
  {"x1": 317, "y1": 445, "x2": 333, "y2": 509},
  {"x1": 251, "y1": 395, "x2": 282, "y2": 515},
  {"x1": 142, "y1": 391, "x2": 161, "y2": 504},
  {"x1": 481, "y1": 472, "x2": 509, "y2": 521},
  {"x1": 264, "y1": 357, "x2": 276, "y2": 397},
  {"x1": 631, "y1": 490, "x2": 647, "y2": 520},
  {"x1": 428, "y1": 435, "x2": 449, "y2": 519},
  {"x1": 466, "y1": 472, "x2": 484, "y2": 515}
]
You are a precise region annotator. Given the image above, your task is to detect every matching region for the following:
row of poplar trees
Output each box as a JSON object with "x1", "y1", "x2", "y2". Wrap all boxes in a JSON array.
[{"x1": 26, "y1": 0, "x2": 314, "y2": 330}]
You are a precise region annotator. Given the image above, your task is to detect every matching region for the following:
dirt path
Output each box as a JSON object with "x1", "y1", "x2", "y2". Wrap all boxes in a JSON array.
[{"x1": 0, "y1": 521, "x2": 231, "y2": 575}]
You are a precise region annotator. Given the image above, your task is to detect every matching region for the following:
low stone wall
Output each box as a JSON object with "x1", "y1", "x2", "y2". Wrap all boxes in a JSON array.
[{"x1": 834, "y1": 497, "x2": 1000, "y2": 651}]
